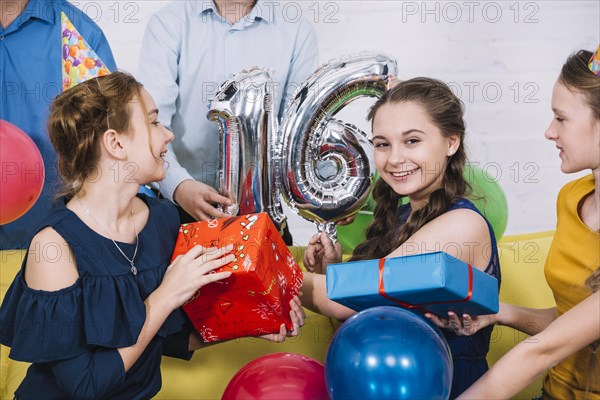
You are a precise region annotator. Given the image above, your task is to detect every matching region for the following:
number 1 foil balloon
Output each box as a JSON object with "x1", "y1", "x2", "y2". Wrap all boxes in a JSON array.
[
  {"x1": 208, "y1": 68, "x2": 285, "y2": 227},
  {"x1": 276, "y1": 54, "x2": 398, "y2": 238}
]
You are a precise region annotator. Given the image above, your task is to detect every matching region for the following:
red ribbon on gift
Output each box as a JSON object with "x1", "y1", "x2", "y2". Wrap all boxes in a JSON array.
[{"x1": 377, "y1": 258, "x2": 473, "y2": 313}]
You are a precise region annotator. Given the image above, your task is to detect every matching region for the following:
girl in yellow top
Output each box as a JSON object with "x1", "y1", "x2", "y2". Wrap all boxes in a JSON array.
[{"x1": 428, "y1": 48, "x2": 600, "y2": 400}]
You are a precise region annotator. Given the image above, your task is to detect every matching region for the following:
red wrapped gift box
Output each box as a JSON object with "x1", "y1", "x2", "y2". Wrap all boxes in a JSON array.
[{"x1": 171, "y1": 213, "x2": 303, "y2": 342}]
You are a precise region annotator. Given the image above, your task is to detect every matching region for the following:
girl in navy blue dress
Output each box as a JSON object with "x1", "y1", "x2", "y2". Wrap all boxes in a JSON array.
[
  {"x1": 300, "y1": 78, "x2": 501, "y2": 399},
  {"x1": 0, "y1": 71, "x2": 304, "y2": 399}
]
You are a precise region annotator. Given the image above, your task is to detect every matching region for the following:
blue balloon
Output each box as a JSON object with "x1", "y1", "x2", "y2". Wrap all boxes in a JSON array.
[{"x1": 325, "y1": 307, "x2": 452, "y2": 400}]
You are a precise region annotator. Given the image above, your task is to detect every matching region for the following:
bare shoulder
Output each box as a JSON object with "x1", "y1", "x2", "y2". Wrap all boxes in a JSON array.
[
  {"x1": 25, "y1": 227, "x2": 79, "y2": 291},
  {"x1": 428, "y1": 208, "x2": 490, "y2": 243},
  {"x1": 391, "y1": 208, "x2": 492, "y2": 270}
]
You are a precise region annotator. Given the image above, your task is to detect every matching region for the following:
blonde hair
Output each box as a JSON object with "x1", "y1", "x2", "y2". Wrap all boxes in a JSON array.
[{"x1": 48, "y1": 72, "x2": 150, "y2": 198}]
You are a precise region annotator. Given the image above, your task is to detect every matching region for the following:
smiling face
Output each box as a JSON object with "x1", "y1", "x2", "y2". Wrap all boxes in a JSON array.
[
  {"x1": 372, "y1": 101, "x2": 460, "y2": 208},
  {"x1": 545, "y1": 81, "x2": 600, "y2": 174},
  {"x1": 124, "y1": 88, "x2": 174, "y2": 184}
]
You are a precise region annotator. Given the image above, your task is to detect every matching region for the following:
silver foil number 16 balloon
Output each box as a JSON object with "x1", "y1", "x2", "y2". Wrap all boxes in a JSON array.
[{"x1": 209, "y1": 54, "x2": 398, "y2": 239}]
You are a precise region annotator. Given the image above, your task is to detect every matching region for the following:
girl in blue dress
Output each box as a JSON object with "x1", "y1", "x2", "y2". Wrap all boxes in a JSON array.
[
  {"x1": 301, "y1": 77, "x2": 501, "y2": 399},
  {"x1": 0, "y1": 71, "x2": 304, "y2": 399}
]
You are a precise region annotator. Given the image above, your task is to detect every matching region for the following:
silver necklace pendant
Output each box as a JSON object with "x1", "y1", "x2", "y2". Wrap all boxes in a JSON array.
[{"x1": 77, "y1": 196, "x2": 140, "y2": 277}]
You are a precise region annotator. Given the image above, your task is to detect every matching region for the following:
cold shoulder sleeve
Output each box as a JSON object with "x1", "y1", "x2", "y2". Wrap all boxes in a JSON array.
[
  {"x1": 0, "y1": 270, "x2": 128, "y2": 398},
  {"x1": 0, "y1": 270, "x2": 90, "y2": 362}
]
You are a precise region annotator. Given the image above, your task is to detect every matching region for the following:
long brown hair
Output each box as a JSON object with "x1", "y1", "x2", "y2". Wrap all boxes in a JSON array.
[
  {"x1": 350, "y1": 77, "x2": 469, "y2": 261},
  {"x1": 48, "y1": 72, "x2": 148, "y2": 199}
]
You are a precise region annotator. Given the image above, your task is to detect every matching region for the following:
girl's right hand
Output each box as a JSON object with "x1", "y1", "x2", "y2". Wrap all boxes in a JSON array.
[
  {"x1": 158, "y1": 244, "x2": 235, "y2": 311},
  {"x1": 424, "y1": 311, "x2": 496, "y2": 336},
  {"x1": 304, "y1": 232, "x2": 342, "y2": 274},
  {"x1": 259, "y1": 295, "x2": 306, "y2": 343}
]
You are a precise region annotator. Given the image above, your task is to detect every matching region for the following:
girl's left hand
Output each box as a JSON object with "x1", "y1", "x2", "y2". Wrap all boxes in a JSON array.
[
  {"x1": 304, "y1": 232, "x2": 343, "y2": 274},
  {"x1": 260, "y1": 295, "x2": 306, "y2": 342},
  {"x1": 425, "y1": 311, "x2": 495, "y2": 336}
]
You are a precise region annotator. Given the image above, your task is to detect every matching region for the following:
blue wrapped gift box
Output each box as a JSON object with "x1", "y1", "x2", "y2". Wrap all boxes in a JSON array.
[{"x1": 326, "y1": 251, "x2": 499, "y2": 316}]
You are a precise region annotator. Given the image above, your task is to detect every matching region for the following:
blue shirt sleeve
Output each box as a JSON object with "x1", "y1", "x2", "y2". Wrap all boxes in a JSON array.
[
  {"x1": 61, "y1": 2, "x2": 117, "y2": 72},
  {"x1": 89, "y1": 28, "x2": 117, "y2": 72},
  {"x1": 138, "y1": 12, "x2": 194, "y2": 201},
  {"x1": 279, "y1": 18, "x2": 319, "y2": 119}
]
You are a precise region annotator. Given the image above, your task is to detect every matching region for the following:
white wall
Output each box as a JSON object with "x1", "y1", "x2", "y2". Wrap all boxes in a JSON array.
[{"x1": 75, "y1": 0, "x2": 600, "y2": 242}]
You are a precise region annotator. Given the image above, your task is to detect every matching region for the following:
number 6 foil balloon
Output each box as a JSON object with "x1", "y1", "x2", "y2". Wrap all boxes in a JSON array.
[
  {"x1": 208, "y1": 68, "x2": 285, "y2": 227},
  {"x1": 209, "y1": 54, "x2": 397, "y2": 240},
  {"x1": 275, "y1": 54, "x2": 398, "y2": 238}
]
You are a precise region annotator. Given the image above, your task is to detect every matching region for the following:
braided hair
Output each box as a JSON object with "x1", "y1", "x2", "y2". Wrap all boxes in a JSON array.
[{"x1": 350, "y1": 77, "x2": 469, "y2": 261}]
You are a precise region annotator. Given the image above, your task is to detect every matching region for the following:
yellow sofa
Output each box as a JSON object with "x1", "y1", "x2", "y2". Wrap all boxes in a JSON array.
[{"x1": 0, "y1": 233, "x2": 555, "y2": 400}]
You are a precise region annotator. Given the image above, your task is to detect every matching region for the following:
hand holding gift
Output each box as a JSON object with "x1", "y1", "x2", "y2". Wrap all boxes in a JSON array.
[
  {"x1": 259, "y1": 295, "x2": 306, "y2": 343},
  {"x1": 425, "y1": 310, "x2": 498, "y2": 337},
  {"x1": 171, "y1": 213, "x2": 304, "y2": 342},
  {"x1": 159, "y1": 244, "x2": 235, "y2": 311}
]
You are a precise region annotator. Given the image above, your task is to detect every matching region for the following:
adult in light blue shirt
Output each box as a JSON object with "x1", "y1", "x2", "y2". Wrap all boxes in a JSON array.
[
  {"x1": 0, "y1": 0, "x2": 116, "y2": 250},
  {"x1": 138, "y1": 0, "x2": 319, "y2": 222}
]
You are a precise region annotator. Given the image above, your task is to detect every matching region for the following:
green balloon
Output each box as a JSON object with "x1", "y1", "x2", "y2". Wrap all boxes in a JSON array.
[
  {"x1": 465, "y1": 164, "x2": 508, "y2": 241},
  {"x1": 337, "y1": 165, "x2": 508, "y2": 254}
]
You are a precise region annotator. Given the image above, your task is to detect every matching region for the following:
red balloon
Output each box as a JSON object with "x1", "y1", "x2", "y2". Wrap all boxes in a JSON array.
[
  {"x1": 0, "y1": 120, "x2": 45, "y2": 225},
  {"x1": 222, "y1": 353, "x2": 328, "y2": 400}
]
